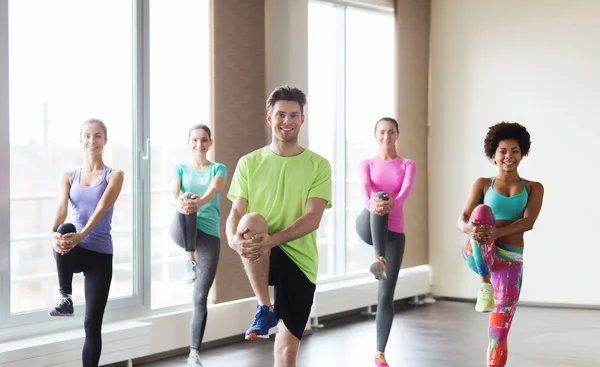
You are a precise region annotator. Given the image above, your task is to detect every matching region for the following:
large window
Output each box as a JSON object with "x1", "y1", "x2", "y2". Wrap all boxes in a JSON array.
[
  {"x1": 0, "y1": 0, "x2": 211, "y2": 331},
  {"x1": 308, "y1": 1, "x2": 395, "y2": 277},
  {"x1": 307, "y1": 2, "x2": 337, "y2": 279},
  {"x1": 8, "y1": 0, "x2": 135, "y2": 315},
  {"x1": 149, "y1": 0, "x2": 211, "y2": 309}
]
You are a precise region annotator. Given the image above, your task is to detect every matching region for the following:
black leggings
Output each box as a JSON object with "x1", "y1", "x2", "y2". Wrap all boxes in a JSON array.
[
  {"x1": 54, "y1": 242, "x2": 113, "y2": 367},
  {"x1": 355, "y1": 202, "x2": 406, "y2": 353},
  {"x1": 170, "y1": 211, "x2": 221, "y2": 350}
]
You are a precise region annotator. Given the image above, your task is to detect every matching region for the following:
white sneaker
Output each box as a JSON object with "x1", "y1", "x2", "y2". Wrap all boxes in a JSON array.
[
  {"x1": 185, "y1": 260, "x2": 197, "y2": 284},
  {"x1": 187, "y1": 354, "x2": 203, "y2": 367}
]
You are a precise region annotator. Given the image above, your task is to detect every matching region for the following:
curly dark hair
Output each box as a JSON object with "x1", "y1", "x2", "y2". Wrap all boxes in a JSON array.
[{"x1": 483, "y1": 122, "x2": 531, "y2": 160}]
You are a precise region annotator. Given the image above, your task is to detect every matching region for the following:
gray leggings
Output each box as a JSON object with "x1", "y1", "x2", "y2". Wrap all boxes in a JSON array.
[
  {"x1": 355, "y1": 197, "x2": 406, "y2": 353},
  {"x1": 170, "y1": 212, "x2": 220, "y2": 351}
]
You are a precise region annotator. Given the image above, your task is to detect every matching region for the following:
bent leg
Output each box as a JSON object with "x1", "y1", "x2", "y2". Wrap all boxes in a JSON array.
[
  {"x1": 466, "y1": 204, "x2": 497, "y2": 278},
  {"x1": 239, "y1": 212, "x2": 271, "y2": 306},
  {"x1": 54, "y1": 223, "x2": 78, "y2": 295},
  {"x1": 170, "y1": 210, "x2": 198, "y2": 253},
  {"x1": 462, "y1": 205, "x2": 498, "y2": 312},
  {"x1": 356, "y1": 192, "x2": 390, "y2": 280},
  {"x1": 170, "y1": 211, "x2": 199, "y2": 283},
  {"x1": 49, "y1": 225, "x2": 80, "y2": 317},
  {"x1": 355, "y1": 208, "x2": 372, "y2": 245},
  {"x1": 370, "y1": 192, "x2": 389, "y2": 258},
  {"x1": 239, "y1": 213, "x2": 279, "y2": 340},
  {"x1": 487, "y1": 261, "x2": 523, "y2": 367},
  {"x1": 462, "y1": 237, "x2": 496, "y2": 278}
]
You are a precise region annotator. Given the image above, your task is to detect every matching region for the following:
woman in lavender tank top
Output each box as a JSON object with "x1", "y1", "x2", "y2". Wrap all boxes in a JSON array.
[{"x1": 48, "y1": 119, "x2": 124, "y2": 367}]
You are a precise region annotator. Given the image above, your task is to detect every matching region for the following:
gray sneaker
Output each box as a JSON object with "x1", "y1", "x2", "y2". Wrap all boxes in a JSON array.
[
  {"x1": 185, "y1": 260, "x2": 197, "y2": 284},
  {"x1": 187, "y1": 354, "x2": 203, "y2": 367},
  {"x1": 48, "y1": 293, "x2": 74, "y2": 317}
]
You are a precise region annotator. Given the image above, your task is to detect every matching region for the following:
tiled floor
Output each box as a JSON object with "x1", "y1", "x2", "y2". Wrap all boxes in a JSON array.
[{"x1": 138, "y1": 300, "x2": 600, "y2": 367}]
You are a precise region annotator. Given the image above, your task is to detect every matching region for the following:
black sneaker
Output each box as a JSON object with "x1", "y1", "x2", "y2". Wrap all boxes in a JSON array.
[{"x1": 48, "y1": 294, "x2": 74, "y2": 317}]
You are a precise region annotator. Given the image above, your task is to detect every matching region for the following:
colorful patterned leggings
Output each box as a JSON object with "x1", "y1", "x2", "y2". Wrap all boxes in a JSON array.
[{"x1": 462, "y1": 205, "x2": 524, "y2": 367}]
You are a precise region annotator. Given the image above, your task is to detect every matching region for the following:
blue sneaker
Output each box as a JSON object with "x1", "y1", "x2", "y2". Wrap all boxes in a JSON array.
[{"x1": 245, "y1": 305, "x2": 278, "y2": 340}]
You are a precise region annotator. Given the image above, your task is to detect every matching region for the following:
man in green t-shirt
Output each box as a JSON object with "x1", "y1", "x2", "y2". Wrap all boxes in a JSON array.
[{"x1": 226, "y1": 86, "x2": 332, "y2": 366}]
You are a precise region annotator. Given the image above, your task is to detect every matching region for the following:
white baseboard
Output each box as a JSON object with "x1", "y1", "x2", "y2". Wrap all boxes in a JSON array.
[
  {"x1": 311, "y1": 265, "x2": 431, "y2": 318},
  {"x1": 0, "y1": 321, "x2": 151, "y2": 367},
  {"x1": 0, "y1": 265, "x2": 432, "y2": 366}
]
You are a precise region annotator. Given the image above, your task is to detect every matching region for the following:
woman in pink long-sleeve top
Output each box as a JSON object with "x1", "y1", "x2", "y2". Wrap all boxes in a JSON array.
[{"x1": 355, "y1": 117, "x2": 417, "y2": 367}]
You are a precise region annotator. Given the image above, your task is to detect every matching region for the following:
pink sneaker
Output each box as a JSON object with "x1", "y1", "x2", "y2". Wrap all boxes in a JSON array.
[
  {"x1": 370, "y1": 257, "x2": 387, "y2": 280},
  {"x1": 374, "y1": 353, "x2": 389, "y2": 367}
]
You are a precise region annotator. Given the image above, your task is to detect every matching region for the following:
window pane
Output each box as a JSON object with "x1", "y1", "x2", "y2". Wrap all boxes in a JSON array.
[
  {"x1": 345, "y1": 8, "x2": 395, "y2": 273},
  {"x1": 308, "y1": 1, "x2": 337, "y2": 278},
  {"x1": 8, "y1": 0, "x2": 134, "y2": 314},
  {"x1": 149, "y1": 0, "x2": 211, "y2": 309}
]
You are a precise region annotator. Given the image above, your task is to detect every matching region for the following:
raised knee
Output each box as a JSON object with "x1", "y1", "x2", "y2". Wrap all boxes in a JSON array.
[
  {"x1": 373, "y1": 192, "x2": 389, "y2": 199},
  {"x1": 470, "y1": 204, "x2": 495, "y2": 225},
  {"x1": 238, "y1": 212, "x2": 268, "y2": 239}
]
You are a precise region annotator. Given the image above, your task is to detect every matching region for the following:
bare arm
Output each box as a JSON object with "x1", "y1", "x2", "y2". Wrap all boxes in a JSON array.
[
  {"x1": 457, "y1": 177, "x2": 486, "y2": 234},
  {"x1": 169, "y1": 176, "x2": 183, "y2": 208},
  {"x1": 79, "y1": 170, "x2": 125, "y2": 237},
  {"x1": 266, "y1": 197, "x2": 328, "y2": 248},
  {"x1": 226, "y1": 197, "x2": 248, "y2": 249},
  {"x1": 494, "y1": 182, "x2": 544, "y2": 238},
  {"x1": 50, "y1": 171, "x2": 73, "y2": 232},
  {"x1": 198, "y1": 176, "x2": 226, "y2": 206}
]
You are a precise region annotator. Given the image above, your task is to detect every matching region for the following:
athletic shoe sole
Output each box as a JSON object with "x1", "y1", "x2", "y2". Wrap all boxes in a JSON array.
[
  {"x1": 245, "y1": 326, "x2": 279, "y2": 340},
  {"x1": 48, "y1": 310, "x2": 74, "y2": 317},
  {"x1": 475, "y1": 305, "x2": 494, "y2": 313}
]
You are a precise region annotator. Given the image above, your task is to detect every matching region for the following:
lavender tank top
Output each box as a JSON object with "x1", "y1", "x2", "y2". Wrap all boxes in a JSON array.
[{"x1": 69, "y1": 166, "x2": 114, "y2": 254}]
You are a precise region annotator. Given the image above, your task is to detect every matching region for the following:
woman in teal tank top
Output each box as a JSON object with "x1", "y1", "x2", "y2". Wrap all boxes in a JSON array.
[
  {"x1": 457, "y1": 122, "x2": 545, "y2": 367},
  {"x1": 168, "y1": 124, "x2": 227, "y2": 367}
]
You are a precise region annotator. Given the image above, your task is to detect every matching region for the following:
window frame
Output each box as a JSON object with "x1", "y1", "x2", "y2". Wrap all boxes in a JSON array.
[
  {"x1": 308, "y1": 0, "x2": 395, "y2": 280},
  {"x1": 0, "y1": 0, "x2": 213, "y2": 339}
]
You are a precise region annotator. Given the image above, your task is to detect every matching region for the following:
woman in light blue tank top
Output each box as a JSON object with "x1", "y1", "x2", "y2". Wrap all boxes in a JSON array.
[
  {"x1": 456, "y1": 122, "x2": 545, "y2": 367},
  {"x1": 48, "y1": 119, "x2": 124, "y2": 367},
  {"x1": 168, "y1": 124, "x2": 227, "y2": 367}
]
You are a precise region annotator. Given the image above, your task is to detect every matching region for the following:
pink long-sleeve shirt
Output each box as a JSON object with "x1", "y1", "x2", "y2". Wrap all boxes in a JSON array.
[{"x1": 359, "y1": 156, "x2": 417, "y2": 233}]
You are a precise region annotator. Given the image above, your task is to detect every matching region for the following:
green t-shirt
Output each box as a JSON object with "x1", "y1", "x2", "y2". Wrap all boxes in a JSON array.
[
  {"x1": 227, "y1": 146, "x2": 332, "y2": 284},
  {"x1": 174, "y1": 162, "x2": 227, "y2": 238}
]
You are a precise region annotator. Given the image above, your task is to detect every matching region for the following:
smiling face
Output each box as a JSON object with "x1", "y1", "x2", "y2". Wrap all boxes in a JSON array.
[
  {"x1": 187, "y1": 128, "x2": 212, "y2": 156},
  {"x1": 493, "y1": 139, "x2": 523, "y2": 172},
  {"x1": 374, "y1": 119, "x2": 399, "y2": 149},
  {"x1": 80, "y1": 121, "x2": 107, "y2": 156},
  {"x1": 267, "y1": 100, "x2": 304, "y2": 144}
]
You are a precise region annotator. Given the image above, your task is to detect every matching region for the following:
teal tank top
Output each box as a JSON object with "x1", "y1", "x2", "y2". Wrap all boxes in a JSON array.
[{"x1": 483, "y1": 177, "x2": 528, "y2": 221}]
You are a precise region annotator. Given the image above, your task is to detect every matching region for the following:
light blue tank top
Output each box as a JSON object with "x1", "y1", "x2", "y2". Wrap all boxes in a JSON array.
[
  {"x1": 69, "y1": 167, "x2": 114, "y2": 254},
  {"x1": 483, "y1": 177, "x2": 528, "y2": 221}
]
